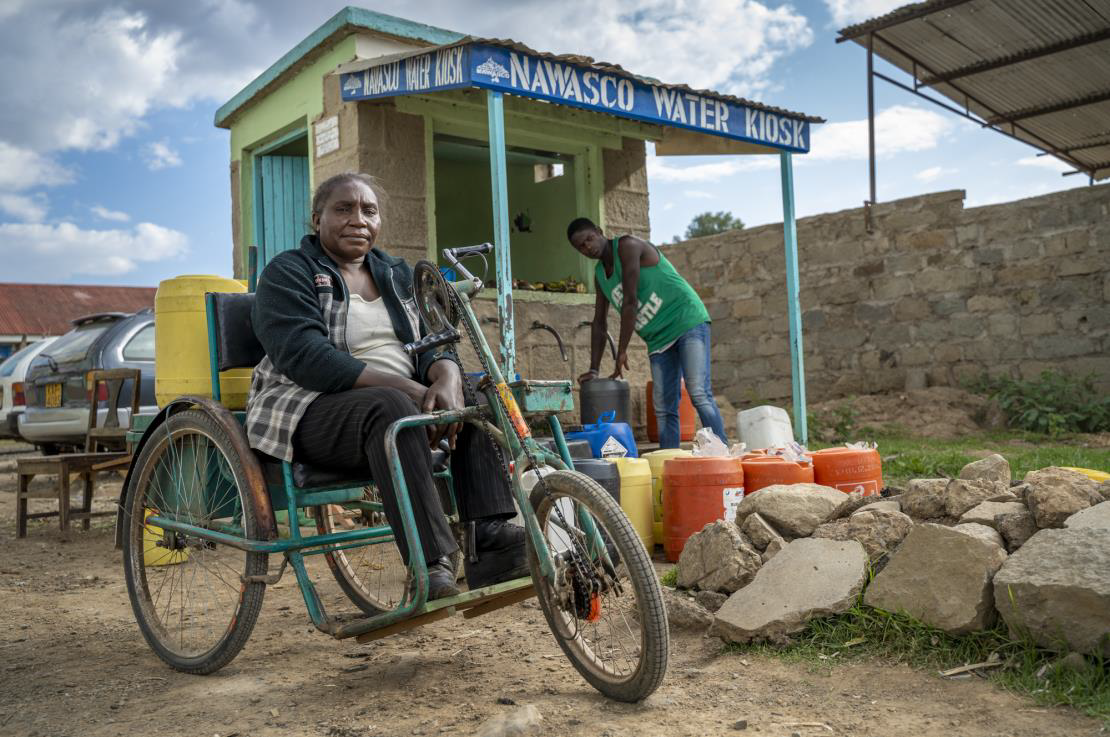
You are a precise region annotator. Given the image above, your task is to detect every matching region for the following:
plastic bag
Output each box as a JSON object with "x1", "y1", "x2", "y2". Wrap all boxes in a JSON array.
[
  {"x1": 691, "y1": 428, "x2": 729, "y2": 456},
  {"x1": 767, "y1": 440, "x2": 813, "y2": 463},
  {"x1": 844, "y1": 440, "x2": 878, "y2": 450}
]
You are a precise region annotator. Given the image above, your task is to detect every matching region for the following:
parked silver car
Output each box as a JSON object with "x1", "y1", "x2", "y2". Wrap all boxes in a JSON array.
[
  {"x1": 20, "y1": 311, "x2": 156, "y2": 453},
  {"x1": 0, "y1": 337, "x2": 58, "y2": 439}
]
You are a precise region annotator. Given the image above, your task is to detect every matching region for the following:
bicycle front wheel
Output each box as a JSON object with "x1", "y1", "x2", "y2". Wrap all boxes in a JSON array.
[{"x1": 527, "y1": 470, "x2": 668, "y2": 702}]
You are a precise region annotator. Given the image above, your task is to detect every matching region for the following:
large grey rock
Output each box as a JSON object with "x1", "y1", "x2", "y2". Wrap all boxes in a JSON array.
[
  {"x1": 734, "y1": 484, "x2": 851, "y2": 537},
  {"x1": 761, "y1": 538, "x2": 784, "y2": 563},
  {"x1": 1097, "y1": 480, "x2": 1110, "y2": 503},
  {"x1": 475, "y1": 705, "x2": 543, "y2": 737},
  {"x1": 959, "y1": 454, "x2": 1011, "y2": 486},
  {"x1": 740, "y1": 512, "x2": 784, "y2": 551},
  {"x1": 1024, "y1": 467, "x2": 1103, "y2": 528},
  {"x1": 676, "y1": 520, "x2": 762, "y2": 593},
  {"x1": 994, "y1": 528, "x2": 1110, "y2": 656},
  {"x1": 1064, "y1": 501, "x2": 1110, "y2": 530},
  {"x1": 854, "y1": 499, "x2": 901, "y2": 515},
  {"x1": 864, "y1": 523, "x2": 1008, "y2": 634},
  {"x1": 945, "y1": 478, "x2": 1010, "y2": 518},
  {"x1": 901, "y1": 478, "x2": 948, "y2": 519},
  {"x1": 712, "y1": 538, "x2": 867, "y2": 644},
  {"x1": 958, "y1": 501, "x2": 1028, "y2": 529},
  {"x1": 953, "y1": 522, "x2": 1005, "y2": 549},
  {"x1": 833, "y1": 491, "x2": 871, "y2": 519},
  {"x1": 852, "y1": 509, "x2": 915, "y2": 562},
  {"x1": 661, "y1": 587, "x2": 713, "y2": 630},
  {"x1": 694, "y1": 589, "x2": 728, "y2": 612},
  {"x1": 996, "y1": 510, "x2": 1037, "y2": 552}
]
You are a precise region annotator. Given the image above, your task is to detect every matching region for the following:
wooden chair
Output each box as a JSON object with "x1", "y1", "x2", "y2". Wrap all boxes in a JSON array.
[{"x1": 15, "y1": 369, "x2": 140, "y2": 538}]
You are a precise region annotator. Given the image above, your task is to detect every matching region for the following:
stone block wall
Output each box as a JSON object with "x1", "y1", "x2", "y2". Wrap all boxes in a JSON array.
[{"x1": 662, "y1": 185, "x2": 1110, "y2": 406}]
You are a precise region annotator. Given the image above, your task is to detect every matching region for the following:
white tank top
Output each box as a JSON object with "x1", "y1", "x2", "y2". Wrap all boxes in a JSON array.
[{"x1": 346, "y1": 294, "x2": 414, "y2": 380}]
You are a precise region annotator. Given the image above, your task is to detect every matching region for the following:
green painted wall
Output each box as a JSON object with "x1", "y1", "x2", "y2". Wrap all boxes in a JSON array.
[
  {"x1": 433, "y1": 154, "x2": 582, "y2": 286},
  {"x1": 505, "y1": 161, "x2": 580, "y2": 286},
  {"x1": 227, "y1": 36, "x2": 358, "y2": 261}
]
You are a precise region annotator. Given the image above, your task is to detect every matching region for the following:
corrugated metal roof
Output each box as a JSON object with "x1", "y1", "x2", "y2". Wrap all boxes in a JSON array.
[
  {"x1": 838, "y1": 0, "x2": 1110, "y2": 180},
  {"x1": 0, "y1": 284, "x2": 156, "y2": 337},
  {"x1": 335, "y1": 36, "x2": 823, "y2": 123}
]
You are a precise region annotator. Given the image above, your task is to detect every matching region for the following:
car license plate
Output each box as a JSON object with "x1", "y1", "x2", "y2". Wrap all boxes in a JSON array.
[{"x1": 44, "y1": 383, "x2": 62, "y2": 408}]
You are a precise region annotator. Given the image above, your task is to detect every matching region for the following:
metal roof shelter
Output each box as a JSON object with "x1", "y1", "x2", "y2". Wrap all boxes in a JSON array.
[
  {"x1": 336, "y1": 37, "x2": 823, "y2": 442},
  {"x1": 0, "y1": 283, "x2": 155, "y2": 340},
  {"x1": 837, "y1": 0, "x2": 1110, "y2": 223}
]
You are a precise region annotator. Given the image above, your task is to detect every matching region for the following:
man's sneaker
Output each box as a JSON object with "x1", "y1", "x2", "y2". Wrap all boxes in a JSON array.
[{"x1": 465, "y1": 517, "x2": 530, "y2": 589}]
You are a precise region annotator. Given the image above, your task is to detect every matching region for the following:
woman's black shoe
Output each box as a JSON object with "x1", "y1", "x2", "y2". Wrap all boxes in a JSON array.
[
  {"x1": 465, "y1": 517, "x2": 530, "y2": 589},
  {"x1": 410, "y1": 556, "x2": 461, "y2": 601}
]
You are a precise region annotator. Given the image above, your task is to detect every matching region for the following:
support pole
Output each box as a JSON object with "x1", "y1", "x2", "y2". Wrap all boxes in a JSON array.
[
  {"x1": 779, "y1": 152, "x2": 807, "y2": 446},
  {"x1": 866, "y1": 32, "x2": 876, "y2": 231},
  {"x1": 486, "y1": 90, "x2": 515, "y2": 377}
]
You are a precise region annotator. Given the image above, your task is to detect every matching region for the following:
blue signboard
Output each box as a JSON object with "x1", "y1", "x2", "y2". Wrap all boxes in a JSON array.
[{"x1": 340, "y1": 43, "x2": 810, "y2": 153}]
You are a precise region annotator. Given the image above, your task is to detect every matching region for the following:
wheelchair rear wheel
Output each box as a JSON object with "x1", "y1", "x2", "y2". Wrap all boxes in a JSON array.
[{"x1": 122, "y1": 409, "x2": 267, "y2": 674}]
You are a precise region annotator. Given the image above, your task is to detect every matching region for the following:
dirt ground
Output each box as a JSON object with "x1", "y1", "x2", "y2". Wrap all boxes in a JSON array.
[{"x1": 0, "y1": 444, "x2": 1104, "y2": 737}]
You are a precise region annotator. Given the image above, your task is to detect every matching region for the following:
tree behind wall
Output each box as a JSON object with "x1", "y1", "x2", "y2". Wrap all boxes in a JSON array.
[{"x1": 675, "y1": 211, "x2": 745, "y2": 242}]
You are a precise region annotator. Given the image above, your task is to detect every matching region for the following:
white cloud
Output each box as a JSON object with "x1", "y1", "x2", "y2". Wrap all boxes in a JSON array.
[
  {"x1": 810, "y1": 105, "x2": 953, "y2": 161},
  {"x1": 530, "y1": 0, "x2": 814, "y2": 97},
  {"x1": 0, "y1": 221, "x2": 188, "y2": 278},
  {"x1": 823, "y1": 0, "x2": 907, "y2": 28},
  {"x1": 1016, "y1": 155, "x2": 1074, "y2": 173},
  {"x1": 144, "y1": 141, "x2": 182, "y2": 170},
  {"x1": 0, "y1": 193, "x2": 48, "y2": 223},
  {"x1": 91, "y1": 205, "x2": 131, "y2": 222},
  {"x1": 0, "y1": 141, "x2": 73, "y2": 192},
  {"x1": 915, "y1": 165, "x2": 955, "y2": 182},
  {"x1": 647, "y1": 105, "x2": 953, "y2": 185}
]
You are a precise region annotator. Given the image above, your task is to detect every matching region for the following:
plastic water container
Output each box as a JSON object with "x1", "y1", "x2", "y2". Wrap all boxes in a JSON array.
[
  {"x1": 741, "y1": 456, "x2": 814, "y2": 494},
  {"x1": 575, "y1": 459, "x2": 621, "y2": 503},
  {"x1": 536, "y1": 438, "x2": 593, "y2": 462},
  {"x1": 662, "y1": 457, "x2": 745, "y2": 562},
  {"x1": 514, "y1": 467, "x2": 573, "y2": 548},
  {"x1": 143, "y1": 509, "x2": 188, "y2": 566},
  {"x1": 579, "y1": 378, "x2": 631, "y2": 425},
  {"x1": 643, "y1": 449, "x2": 692, "y2": 545},
  {"x1": 565, "y1": 412, "x2": 638, "y2": 458},
  {"x1": 811, "y1": 447, "x2": 884, "y2": 496},
  {"x1": 155, "y1": 274, "x2": 251, "y2": 409},
  {"x1": 737, "y1": 405, "x2": 795, "y2": 450},
  {"x1": 610, "y1": 457, "x2": 653, "y2": 551}
]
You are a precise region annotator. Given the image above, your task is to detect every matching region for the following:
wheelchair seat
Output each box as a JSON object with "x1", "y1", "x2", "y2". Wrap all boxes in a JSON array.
[{"x1": 258, "y1": 447, "x2": 450, "y2": 490}]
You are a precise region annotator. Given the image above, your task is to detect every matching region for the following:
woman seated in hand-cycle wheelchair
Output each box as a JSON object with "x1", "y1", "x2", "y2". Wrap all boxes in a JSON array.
[{"x1": 120, "y1": 172, "x2": 668, "y2": 703}]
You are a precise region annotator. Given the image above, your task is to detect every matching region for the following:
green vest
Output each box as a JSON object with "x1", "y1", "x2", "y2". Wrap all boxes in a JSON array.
[{"x1": 595, "y1": 237, "x2": 709, "y2": 354}]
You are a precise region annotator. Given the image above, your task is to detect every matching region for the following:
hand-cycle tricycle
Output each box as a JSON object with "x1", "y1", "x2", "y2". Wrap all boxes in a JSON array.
[{"x1": 118, "y1": 243, "x2": 668, "y2": 702}]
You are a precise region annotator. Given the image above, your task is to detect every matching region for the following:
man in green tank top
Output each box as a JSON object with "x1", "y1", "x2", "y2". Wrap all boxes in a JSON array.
[{"x1": 566, "y1": 218, "x2": 727, "y2": 448}]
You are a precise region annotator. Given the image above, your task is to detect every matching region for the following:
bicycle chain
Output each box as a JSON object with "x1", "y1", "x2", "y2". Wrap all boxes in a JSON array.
[{"x1": 443, "y1": 282, "x2": 601, "y2": 601}]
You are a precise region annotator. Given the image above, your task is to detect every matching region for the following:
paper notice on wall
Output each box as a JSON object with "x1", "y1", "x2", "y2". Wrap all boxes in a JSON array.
[
  {"x1": 315, "y1": 116, "x2": 339, "y2": 157},
  {"x1": 722, "y1": 486, "x2": 744, "y2": 522}
]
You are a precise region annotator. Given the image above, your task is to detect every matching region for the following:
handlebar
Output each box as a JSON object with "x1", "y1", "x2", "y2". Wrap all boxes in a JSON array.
[
  {"x1": 402, "y1": 327, "x2": 460, "y2": 356},
  {"x1": 443, "y1": 243, "x2": 493, "y2": 285}
]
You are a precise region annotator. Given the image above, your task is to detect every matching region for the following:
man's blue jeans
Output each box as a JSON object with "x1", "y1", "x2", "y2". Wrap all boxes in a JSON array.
[{"x1": 649, "y1": 321, "x2": 727, "y2": 448}]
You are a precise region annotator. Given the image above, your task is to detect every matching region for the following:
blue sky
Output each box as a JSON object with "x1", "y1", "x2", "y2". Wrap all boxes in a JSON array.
[{"x1": 0, "y1": 0, "x2": 1087, "y2": 286}]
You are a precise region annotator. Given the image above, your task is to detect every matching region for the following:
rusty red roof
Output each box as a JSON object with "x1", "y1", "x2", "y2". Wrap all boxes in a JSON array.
[{"x1": 0, "y1": 283, "x2": 157, "y2": 337}]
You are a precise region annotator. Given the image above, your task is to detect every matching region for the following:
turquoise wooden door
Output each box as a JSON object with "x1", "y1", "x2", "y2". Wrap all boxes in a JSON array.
[{"x1": 257, "y1": 154, "x2": 309, "y2": 266}]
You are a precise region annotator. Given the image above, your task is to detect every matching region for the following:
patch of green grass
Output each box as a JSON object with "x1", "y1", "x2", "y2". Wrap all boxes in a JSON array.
[
  {"x1": 659, "y1": 566, "x2": 677, "y2": 588},
  {"x1": 725, "y1": 602, "x2": 1110, "y2": 723},
  {"x1": 812, "y1": 432, "x2": 1110, "y2": 488}
]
